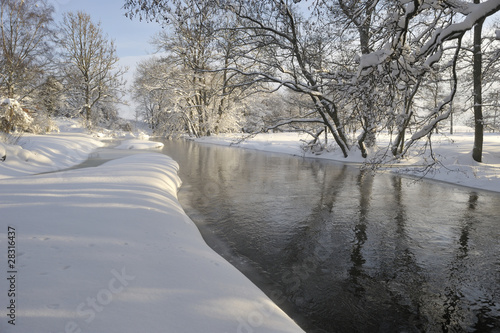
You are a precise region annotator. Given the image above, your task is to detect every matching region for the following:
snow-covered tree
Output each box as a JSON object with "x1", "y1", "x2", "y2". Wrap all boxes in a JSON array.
[
  {"x1": 0, "y1": 0, "x2": 55, "y2": 100},
  {"x1": 125, "y1": 0, "x2": 500, "y2": 160},
  {"x1": 151, "y1": 0, "x2": 223, "y2": 136},
  {"x1": 127, "y1": 0, "x2": 256, "y2": 137},
  {"x1": 132, "y1": 57, "x2": 185, "y2": 135},
  {"x1": 59, "y1": 11, "x2": 126, "y2": 128},
  {"x1": 37, "y1": 76, "x2": 65, "y2": 118},
  {"x1": 0, "y1": 98, "x2": 33, "y2": 133},
  {"x1": 353, "y1": 0, "x2": 500, "y2": 159},
  {"x1": 455, "y1": 23, "x2": 500, "y2": 160}
]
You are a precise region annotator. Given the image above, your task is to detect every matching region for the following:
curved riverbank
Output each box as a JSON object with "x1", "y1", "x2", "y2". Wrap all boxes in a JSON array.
[
  {"x1": 193, "y1": 130, "x2": 500, "y2": 194},
  {"x1": 0, "y1": 129, "x2": 304, "y2": 332}
]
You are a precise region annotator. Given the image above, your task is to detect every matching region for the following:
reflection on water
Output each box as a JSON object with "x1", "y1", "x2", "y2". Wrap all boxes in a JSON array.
[{"x1": 160, "y1": 139, "x2": 500, "y2": 333}]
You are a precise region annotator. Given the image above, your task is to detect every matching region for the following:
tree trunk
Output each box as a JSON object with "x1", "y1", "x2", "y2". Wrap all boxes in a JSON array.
[{"x1": 472, "y1": 0, "x2": 484, "y2": 162}]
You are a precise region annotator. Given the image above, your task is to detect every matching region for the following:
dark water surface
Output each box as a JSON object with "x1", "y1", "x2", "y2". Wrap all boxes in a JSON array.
[{"x1": 160, "y1": 139, "x2": 500, "y2": 333}]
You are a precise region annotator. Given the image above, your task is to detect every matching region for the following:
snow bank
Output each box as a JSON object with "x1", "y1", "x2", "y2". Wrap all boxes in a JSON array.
[
  {"x1": 195, "y1": 131, "x2": 500, "y2": 193},
  {"x1": 0, "y1": 117, "x2": 166, "y2": 179},
  {"x1": 398, "y1": 132, "x2": 500, "y2": 193},
  {"x1": 0, "y1": 133, "x2": 105, "y2": 179},
  {"x1": 197, "y1": 132, "x2": 315, "y2": 157},
  {"x1": 0, "y1": 153, "x2": 303, "y2": 333},
  {"x1": 114, "y1": 139, "x2": 164, "y2": 150}
]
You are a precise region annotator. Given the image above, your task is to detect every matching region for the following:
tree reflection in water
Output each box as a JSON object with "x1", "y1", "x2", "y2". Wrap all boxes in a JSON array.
[{"x1": 161, "y1": 139, "x2": 500, "y2": 333}]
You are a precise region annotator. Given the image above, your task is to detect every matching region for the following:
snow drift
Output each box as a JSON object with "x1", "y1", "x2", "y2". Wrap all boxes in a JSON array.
[{"x1": 0, "y1": 151, "x2": 304, "y2": 333}]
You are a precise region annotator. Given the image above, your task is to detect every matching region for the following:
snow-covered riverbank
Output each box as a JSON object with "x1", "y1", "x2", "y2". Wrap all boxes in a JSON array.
[
  {"x1": 2, "y1": 118, "x2": 499, "y2": 332},
  {"x1": 195, "y1": 129, "x2": 500, "y2": 193},
  {"x1": 0, "y1": 122, "x2": 304, "y2": 333}
]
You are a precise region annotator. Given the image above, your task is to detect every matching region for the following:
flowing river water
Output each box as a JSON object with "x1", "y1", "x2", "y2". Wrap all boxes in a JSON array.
[{"x1": 158, "y1": 139, "x2": 500, "y2": 333}]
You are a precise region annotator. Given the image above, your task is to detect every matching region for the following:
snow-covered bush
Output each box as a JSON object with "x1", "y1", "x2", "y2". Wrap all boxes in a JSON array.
[
  {"x1": 37, "y1": 76, "x2": 66, "y2": 118},
  {"x1": 32, "y1": 112, "x2": 59, "y2": 133},
  {"x1": 102, "y1": 117, "x2": 132, "y2": 132},
  {"x1": 0, "y1": 98, "x2": 61, "y2": 134},
  {"x1": 0, "y1": 98, "x2": 34, "y2": 133}
]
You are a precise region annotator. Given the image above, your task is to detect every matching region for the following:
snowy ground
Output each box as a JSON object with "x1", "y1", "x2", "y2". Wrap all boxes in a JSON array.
[
  {"x1": 1, "y1": 119, "x2": 498, "y2": 333},
  {"x1": 0, "y1": 120, "x2": 304, "y2": 333},
  {"x1": 196, "y1": 127, "x2": 500, "y2": 193},
  {"x1": 0, "y1": 132, "x2": 104, "y2": 180}
]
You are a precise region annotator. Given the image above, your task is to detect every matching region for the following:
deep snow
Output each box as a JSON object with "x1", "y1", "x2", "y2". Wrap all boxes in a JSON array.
[
  {"x1": 0, "y1": 120, "x2": 304, "y2": 333},
  {"x1": 1, "y1": 119, "x2": 499, "y2": 333}
]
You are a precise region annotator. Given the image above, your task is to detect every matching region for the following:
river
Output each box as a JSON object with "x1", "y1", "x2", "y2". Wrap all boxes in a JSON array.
[{"x1": 157, "y1": 139, "x2": 500, "y2": 333}]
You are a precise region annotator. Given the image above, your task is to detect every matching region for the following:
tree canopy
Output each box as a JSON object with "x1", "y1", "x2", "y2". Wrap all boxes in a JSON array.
[{"x1": 124, "y1": 0, "x2": 500, "y2": 162}]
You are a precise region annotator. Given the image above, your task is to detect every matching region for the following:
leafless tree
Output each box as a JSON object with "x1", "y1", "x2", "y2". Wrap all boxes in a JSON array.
[
  {"x1": 124, "y1": 0, "x2": 500, "y2": 161},
  {"x1": 0, "y1": 0, "x2": 54, "y2": 100},
  {"x1": 59, "y1": 11, "x2": 126, "y2": 128},
  {"x1": 132, "y1": 56, "x2": 190, "y2": 135},
  {"x1": 127, "y1": 0, "x2": 253, "y2": 136}
]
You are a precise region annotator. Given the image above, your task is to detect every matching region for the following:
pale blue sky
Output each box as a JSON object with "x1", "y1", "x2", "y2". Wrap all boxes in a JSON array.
[{"x1": 50, "y1": 0, "x2": 163, "y2": 58}]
